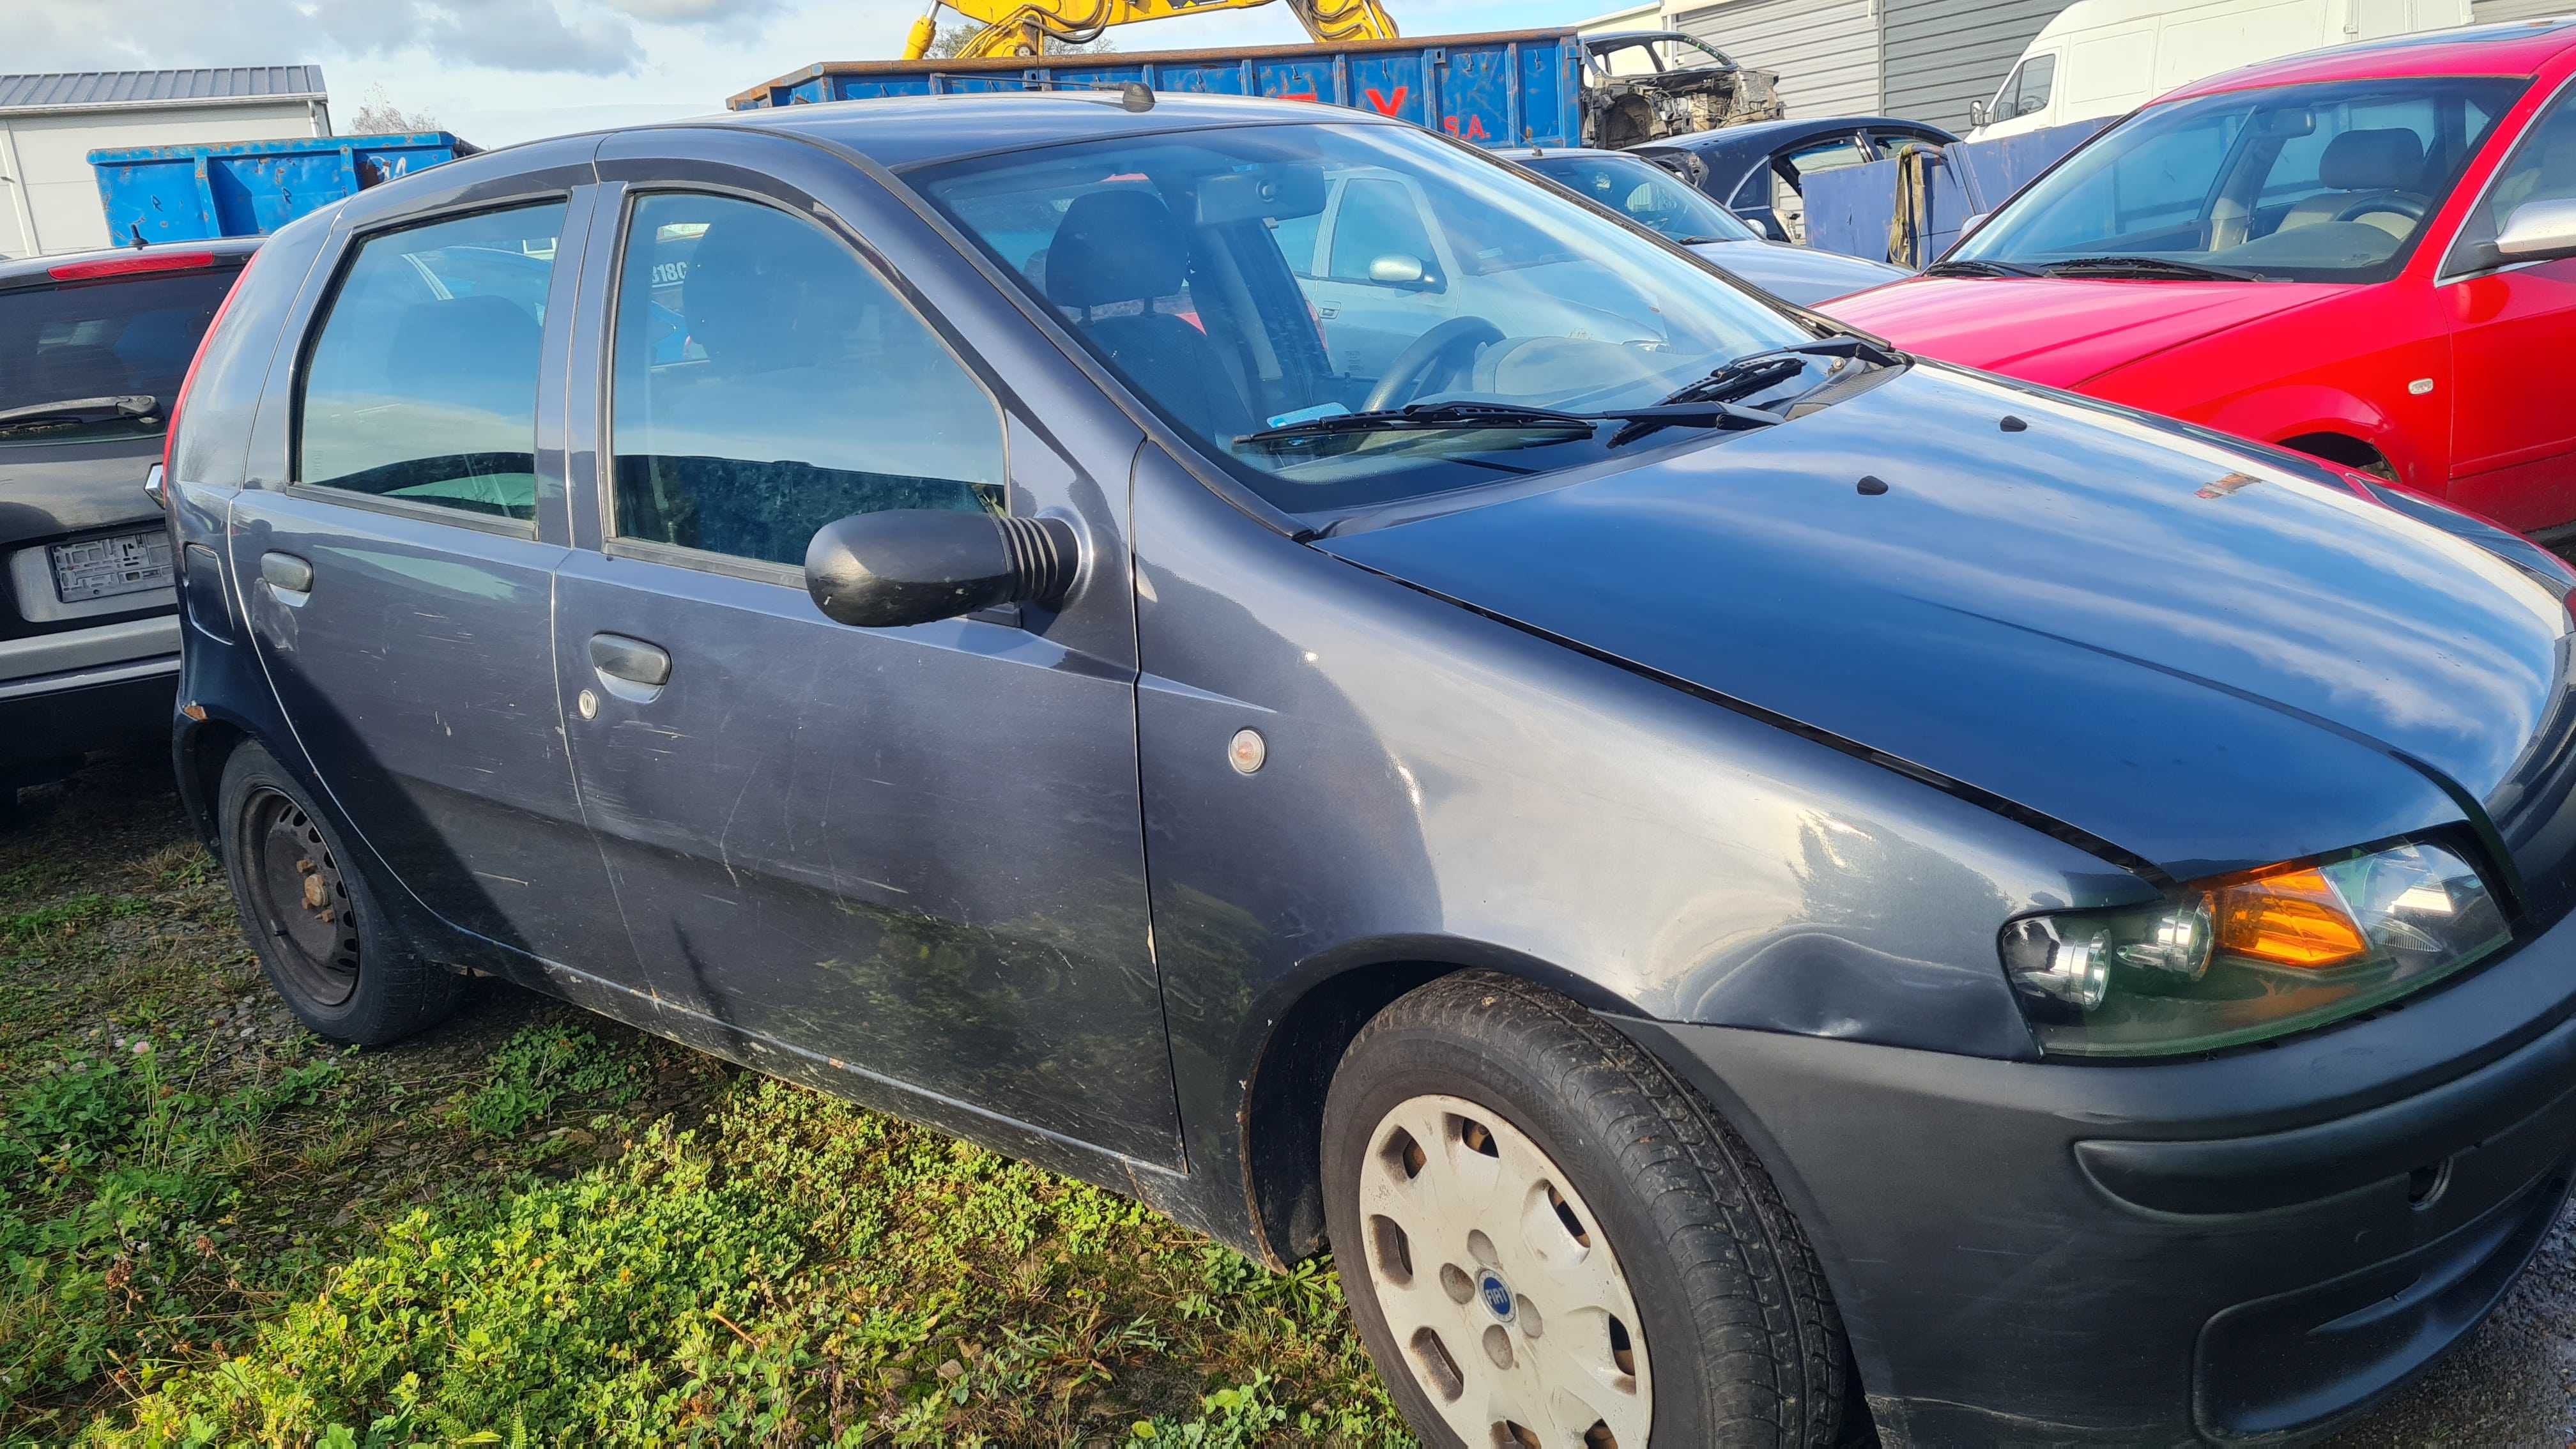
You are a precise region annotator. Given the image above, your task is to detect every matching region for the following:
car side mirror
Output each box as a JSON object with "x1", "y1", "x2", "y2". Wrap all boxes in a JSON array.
[
  {"x1": 1967, "y1": 98, "x2": 1989, "y2": 128},
  {"x1": 143, "y1": 461, "x2": 166, "y2": 509},
  {"x1": 1957, "y1": 211, "x2": 1991, "y2": 240},
  {"x1": 1367, "y1": 253, "x2": 1445, "y2": 292},
  {"x1": 1736, "y1": 208, "x2": 1790, "y2": 243},
  {"x1": 804, "y1": 508, "x2": 1079, "y2": 629},
  {"x1": 2497, "y1": 197, "x2": 2576, "y2": 264}
]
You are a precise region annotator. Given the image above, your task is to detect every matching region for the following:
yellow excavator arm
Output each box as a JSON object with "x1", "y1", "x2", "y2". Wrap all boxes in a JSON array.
[{"x1": 903, "y1": 0, "x2": 1397, "y2": 63}]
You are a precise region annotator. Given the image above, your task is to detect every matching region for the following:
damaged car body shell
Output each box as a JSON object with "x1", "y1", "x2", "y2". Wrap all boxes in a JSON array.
[
  {"x1": 1579, "y1": 30, "x2": 1785, "y2": 148},
  {"x1": 160, "y1": 98, "x2": 2576, "y2": 1446}
]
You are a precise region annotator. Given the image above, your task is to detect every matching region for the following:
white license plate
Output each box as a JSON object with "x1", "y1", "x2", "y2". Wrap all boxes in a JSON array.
[{"x1": 50, "y1": 528, "x2": 173, "y2": 604}]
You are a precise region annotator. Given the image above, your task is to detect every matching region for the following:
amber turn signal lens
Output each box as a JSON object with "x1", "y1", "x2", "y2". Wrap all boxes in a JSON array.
[{"x1": 2209, "y1": 866, "x2": 2368, "y2": 968}]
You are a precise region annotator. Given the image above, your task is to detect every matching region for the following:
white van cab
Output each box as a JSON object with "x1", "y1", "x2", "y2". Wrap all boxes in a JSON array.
[{"x1": 1969, "y1": 0, "x2": 2472, "y2": 139}]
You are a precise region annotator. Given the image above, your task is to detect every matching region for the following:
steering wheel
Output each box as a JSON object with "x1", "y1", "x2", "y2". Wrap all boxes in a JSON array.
[
  {"x1": 1363, "y1": 318, "x2": 1505, "y2": 413},
  {"x1": 2332, "y1": 193, "x2": 2428, "y2": 228}
]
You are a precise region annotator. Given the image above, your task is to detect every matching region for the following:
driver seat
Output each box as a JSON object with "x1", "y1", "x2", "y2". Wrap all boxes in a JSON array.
[
  {"x1": 1045, "y1": 189, "x2": 1254, "y2": 442},
  {"x1": 2279, "y1": 128, "x2": 2426, "y2": 239}
]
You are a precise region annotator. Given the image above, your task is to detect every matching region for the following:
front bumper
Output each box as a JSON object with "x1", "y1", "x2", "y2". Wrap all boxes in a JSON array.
[{"x1": 1615, "y1": 900, "x2": 2576, "y2": 1446}]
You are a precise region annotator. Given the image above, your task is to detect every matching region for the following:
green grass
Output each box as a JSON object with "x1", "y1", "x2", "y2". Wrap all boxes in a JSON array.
[{"x1": 0, "y1": 758, "x2": 1409, "y2": 1447}]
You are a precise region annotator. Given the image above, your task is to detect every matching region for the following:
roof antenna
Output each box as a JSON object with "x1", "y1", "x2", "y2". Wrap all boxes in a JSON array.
[
  {"x1": 128, "y1": 223, "x2": 147, "y2": 249},
  {"x1": 1117, "y1": 81, "x2": 1154, "y2": 112}
]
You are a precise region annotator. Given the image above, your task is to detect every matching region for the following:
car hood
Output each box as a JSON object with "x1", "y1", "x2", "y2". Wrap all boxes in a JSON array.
[
  {"x1": 1687, "y1": 239, "x2": 1911, "y2": 307},
  {"x1": 1818, "y1": 277, "x2": 2347, "y2": 387},
  {"x1": 1318, "y1": 364, "x2": 2575, "y2": 886}
]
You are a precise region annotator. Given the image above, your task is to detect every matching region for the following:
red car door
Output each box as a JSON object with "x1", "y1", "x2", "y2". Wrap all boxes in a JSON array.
[{"x1": 2446, "y1": 84, "x2": 2576, "y2": 533}]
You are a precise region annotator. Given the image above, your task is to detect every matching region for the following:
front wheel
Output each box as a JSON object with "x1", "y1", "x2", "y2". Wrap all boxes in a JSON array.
[{"x1": 1322, "y1": 972, "x2": 1852, "y2": 1448}]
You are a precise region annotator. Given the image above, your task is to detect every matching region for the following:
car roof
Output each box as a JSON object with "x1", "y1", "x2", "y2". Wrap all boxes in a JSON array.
[
  {"x1": 2161, "y1": 16, "x2": 2576, "y2": 102},
  {"x1": 1638, "y1": 116, "x2": 1954, "y2": 158},
  {"x1": 712, "y1": 91, "x2": 1402, "y2": 171},
  {"x1": 0, "y1": 235, "x2": 258, "y2": 287}
]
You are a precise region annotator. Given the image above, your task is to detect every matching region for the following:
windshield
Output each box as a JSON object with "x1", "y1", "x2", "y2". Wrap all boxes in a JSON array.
[
  {"x1": 0, "y1": 266, "x2": 235, "y2": 445},
  {"x1": 1954, "y1": 76, "x2": 2523, "y2": 284},
  {"x1": 919, "y1": 121, "x2": 1822, "y2": 516},
  {"x1": 1521, "y1": 153, "x2": 1759, "y2": 243}
]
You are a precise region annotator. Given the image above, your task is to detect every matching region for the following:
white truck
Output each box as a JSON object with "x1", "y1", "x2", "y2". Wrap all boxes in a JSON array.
[{"x1": 1968, "y1": 0, "x2": 2473, "y2": 140}]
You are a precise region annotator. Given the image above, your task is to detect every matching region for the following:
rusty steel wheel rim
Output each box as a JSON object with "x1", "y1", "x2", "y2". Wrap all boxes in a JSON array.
[{"x1": 240, "y1": 786, "x2": 360, "y2": 1008}]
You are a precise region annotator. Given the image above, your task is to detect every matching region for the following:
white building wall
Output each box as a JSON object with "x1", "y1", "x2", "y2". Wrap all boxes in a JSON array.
[
  {"x1": 1671, "y1": 0, "x2": 1887, "y2": 118},
  {"x1": 0, "y1": 98, "x2": 320, "y2": 257}
]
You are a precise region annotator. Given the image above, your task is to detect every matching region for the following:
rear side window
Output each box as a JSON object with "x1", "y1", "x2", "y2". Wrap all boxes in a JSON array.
[
  {"x1": 297, "y1": 203, "x2": 567, "y2": 522},
  {"x1": 608, "y1": 193, "x2": 1004, "y2": 568},
  {"x1": 0, "y1": 267, "x2": 235, "y2": 447}
]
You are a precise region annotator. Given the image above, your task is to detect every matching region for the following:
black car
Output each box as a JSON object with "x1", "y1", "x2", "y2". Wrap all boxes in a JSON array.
[
  {"x1": 0, "y1": 239, "x2": 256, "y2": 804},
  {"x1": 1638, "y1": 116, "x2": 1957, "y2": 245},
  {"x1": 164, "y1": 93, "x2": 2576, "y2": 1448}
]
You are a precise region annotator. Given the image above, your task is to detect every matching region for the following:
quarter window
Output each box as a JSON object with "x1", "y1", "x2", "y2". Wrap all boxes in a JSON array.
[
  {"x1": 298, "y1": 203, "x2": 565, "y2": 521},
  {"x1": 2455, "y1": 89, "x2": 2576, "y2": 266},
  {"x1": 608, "y1": 193, "x2": 1004, "y2": 568},
  {"x1": 1328, "y1": 178, "x2": 1439, "y2": 283}
]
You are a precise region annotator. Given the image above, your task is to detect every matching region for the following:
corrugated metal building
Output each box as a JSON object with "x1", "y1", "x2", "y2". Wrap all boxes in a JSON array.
[
  {"x1": 1667, "y1": 0, "x2": 2566, "y2": 132},
  {"x1": 0, "y1": 66, "x2": 329, "y2": 257}
]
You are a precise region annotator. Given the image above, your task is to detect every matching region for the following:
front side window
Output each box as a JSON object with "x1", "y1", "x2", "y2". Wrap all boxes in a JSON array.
[
  {"x1": 921, "y1": 121, "x2": 1825, "y2": 518},
  {"x1": 298, "y1": 203, "x2": 565, "y2": 521},
  {"x1": 1522, "y1": 153, "x2": 1758, "y2": 243},
  {"x1": 609, "y1": 193, "x2": 1003, "y2": 568},
  {"x1": 1998, "y1": 54, "x2": 2057, "y2": 120},
  {"x1": 1956, "y1": 76, "x2": 2524, "y2": 283}
]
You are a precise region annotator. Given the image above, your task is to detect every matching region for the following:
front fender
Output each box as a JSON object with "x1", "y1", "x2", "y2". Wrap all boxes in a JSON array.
[{"x1": 2205, "y1": 381, "x2": 2427, "y2": 479}]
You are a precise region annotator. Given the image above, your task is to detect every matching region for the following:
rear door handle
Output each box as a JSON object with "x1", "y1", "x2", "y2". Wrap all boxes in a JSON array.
[
  {"x1": 260, "y1": 551, "x2": 314, "y2": 601},
  {"x1": 588, "y1": 632, "x2": 671, "y2": 702}
]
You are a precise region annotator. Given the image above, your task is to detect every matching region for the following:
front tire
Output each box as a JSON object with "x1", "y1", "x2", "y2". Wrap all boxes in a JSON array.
[
  {"x1": 218, "y1": 741, "x2": 458, "y2": 1045},
  {"x1": 1322, "y1": 971, "x2": 1851, "y2": 1448}
]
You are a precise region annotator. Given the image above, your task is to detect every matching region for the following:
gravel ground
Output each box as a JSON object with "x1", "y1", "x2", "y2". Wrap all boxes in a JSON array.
[{"x1": 18, "y1": 749, "x2": 2575, "y2": 1445}]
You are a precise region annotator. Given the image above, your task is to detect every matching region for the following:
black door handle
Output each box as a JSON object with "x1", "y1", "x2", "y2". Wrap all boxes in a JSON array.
[{"x1": 588, "y1": 632, "x2": 671, "y2": 687}]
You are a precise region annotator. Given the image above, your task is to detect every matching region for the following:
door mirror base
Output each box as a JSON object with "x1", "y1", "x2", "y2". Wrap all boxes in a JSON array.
[{"x1": 805, "y1": 509, "x2": 1080, "y2": 629}]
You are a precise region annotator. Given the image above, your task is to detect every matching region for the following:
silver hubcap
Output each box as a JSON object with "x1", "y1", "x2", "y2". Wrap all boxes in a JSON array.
[{"x1": 1358, "y1": 1094, "x2": 1652, "y2": 1448}]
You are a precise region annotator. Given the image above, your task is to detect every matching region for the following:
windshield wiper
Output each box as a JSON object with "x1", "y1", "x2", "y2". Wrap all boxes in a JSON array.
[
  {"x1": 1235, "y1": 397, "x2": 1784, "y2": 450},
  {"x1": 0, "y1": 394, "x2": 158, "y2": 436},
  {"x1": 1669, "y1": 234, "x2": 1740, "y2": 245},
  {"x1": 1920, "y1": 258, "x2": 2044, "y2": 279},
  {"x1": 1236, "y1": 401, "x2": 1607, "y2": 447},
  {"x1": 1641, "y1": 335, "x2": 1901, "y2": 414},
  {"x1": 2041, "y1": 255, "x2": 2264, "y2": 282}
]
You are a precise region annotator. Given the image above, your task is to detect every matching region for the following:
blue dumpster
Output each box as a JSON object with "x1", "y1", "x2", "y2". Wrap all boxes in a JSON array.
[
  {"x1": 88, "y1": 132, "x2": 477, "y2": 246},
  {"x1": 731, "y1": 30, "x2": 1588, "y2": 149}
]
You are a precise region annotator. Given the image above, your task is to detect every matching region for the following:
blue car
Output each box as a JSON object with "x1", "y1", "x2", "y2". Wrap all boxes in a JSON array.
[
  {"x1": 163, "y1": 92, "x2": 2576, "y2": 1448},
  {"x1": 1502, "y1": 146, "x2": 1908, "y2": 305}
]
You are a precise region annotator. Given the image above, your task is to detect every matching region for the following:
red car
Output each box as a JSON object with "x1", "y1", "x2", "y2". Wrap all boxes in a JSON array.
[{"x1": 1825, "y1": 17, "x2": 2576, "y2": 536}]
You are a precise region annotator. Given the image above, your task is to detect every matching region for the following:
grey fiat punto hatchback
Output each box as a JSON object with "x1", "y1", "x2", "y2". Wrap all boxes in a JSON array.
[{"x1": 161, "y1": 91, "x2": 2576, "y2": 1447}]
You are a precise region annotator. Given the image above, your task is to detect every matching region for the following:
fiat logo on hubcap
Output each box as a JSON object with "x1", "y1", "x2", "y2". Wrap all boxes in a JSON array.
[{"x1": 1477, "y1": 1269, "x2": 1515, "y2": 1322}]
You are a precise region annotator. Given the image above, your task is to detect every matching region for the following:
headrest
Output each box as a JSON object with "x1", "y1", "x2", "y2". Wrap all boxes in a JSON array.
[
  {"x1": 1045, "y1": 188, "x2": 1190, "y2": 310},
  {"x1": 680, "y1": 214, "x2": 855, "y2": 367},
  {"x1": 2319, "y1": 128, "x2": 2423, "y2": 192}
]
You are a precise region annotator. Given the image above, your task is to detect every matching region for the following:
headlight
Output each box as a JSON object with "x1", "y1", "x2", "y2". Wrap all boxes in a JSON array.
[{"x1": 1999, "y1": 840, "x2": 2508, "y2": 1057}]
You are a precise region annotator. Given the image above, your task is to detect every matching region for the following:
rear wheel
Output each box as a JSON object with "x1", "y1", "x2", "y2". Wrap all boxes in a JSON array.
[
  {"x1": 218, "y1": 742, "x2": 457, "y2": 1045},
  {"x1": 1322, "y1": 971, "x2": 1851, "y2": 1448}
]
